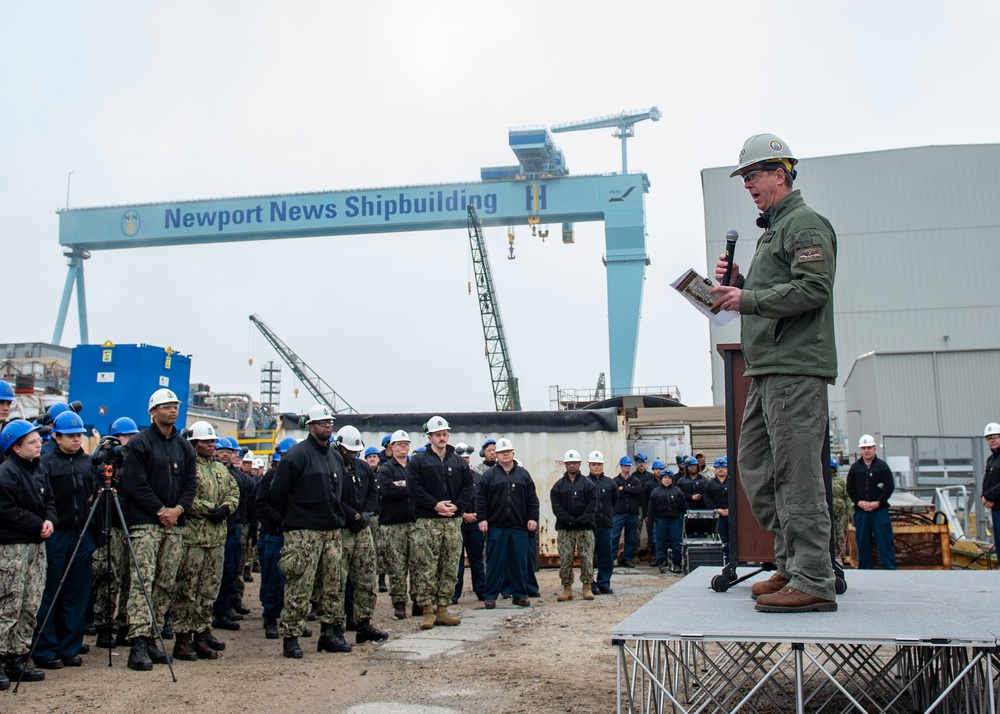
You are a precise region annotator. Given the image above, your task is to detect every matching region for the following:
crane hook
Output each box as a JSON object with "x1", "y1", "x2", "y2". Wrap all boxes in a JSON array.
[{"x1": 508, "y1": 231, "x2": 516, "y2": 260}]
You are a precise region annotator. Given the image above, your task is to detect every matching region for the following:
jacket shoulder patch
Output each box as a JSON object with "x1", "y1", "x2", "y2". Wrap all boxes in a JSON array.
[{"x1": 797, "y1": 246, "x2": 825, "y2": 263}]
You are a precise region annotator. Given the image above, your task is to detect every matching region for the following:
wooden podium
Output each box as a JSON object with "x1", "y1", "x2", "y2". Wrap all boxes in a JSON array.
[{"x1": 713, "y1": 343, "x2": 844, "y2": 593}]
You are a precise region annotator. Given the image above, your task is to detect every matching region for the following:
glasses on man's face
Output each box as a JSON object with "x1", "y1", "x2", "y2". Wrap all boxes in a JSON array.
[
  {"x1": 987, "y1": 434, "x2": 1000, "y2": 440},
  {"x1": 158, "y1": 404, "x2": 179, "y2": 411},
  {"x1": 742, "y1": 167, "x2": 776, "y2": 185}
]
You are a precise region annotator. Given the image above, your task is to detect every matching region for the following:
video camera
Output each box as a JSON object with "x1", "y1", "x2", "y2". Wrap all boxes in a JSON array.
[{"x1": 91, "y1": 435, "x2": 129, "y2": 467}]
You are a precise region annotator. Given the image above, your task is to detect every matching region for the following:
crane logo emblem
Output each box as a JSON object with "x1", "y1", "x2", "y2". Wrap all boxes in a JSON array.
[
  {"x1": 609, "y1": 186, "x2": 635, "y2": 203},
  {"x1": 121, "y1": 209, "x2": 140, "y2": 237}
]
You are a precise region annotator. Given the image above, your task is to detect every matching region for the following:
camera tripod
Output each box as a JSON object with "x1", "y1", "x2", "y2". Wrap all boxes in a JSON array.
[{"x1": 15, "y1": 462, "x2": 177, "y2": 692}]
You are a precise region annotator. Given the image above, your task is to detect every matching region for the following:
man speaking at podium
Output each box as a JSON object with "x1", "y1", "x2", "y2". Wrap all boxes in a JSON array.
[{"x1": 711, "y1": 133, "x2": 838, "y2": 613}]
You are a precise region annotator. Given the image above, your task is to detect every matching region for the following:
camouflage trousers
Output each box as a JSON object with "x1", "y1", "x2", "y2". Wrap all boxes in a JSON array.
[
  {"x1": 92, "y1": 528, "x2": 130, "y2": 630},
  {"x1": 381, "y1": 522, "x2": 415, "y2": 603},
  {"x1": 172, "y1": 543, "x2": 224, "y2": 633},
  {"x1": 558, "y1": 530, "x2": 595, "y2": 587},
  {"x1": 0, "y1": 542, "x2": 46, "y2": 656},
  {"x1": 342, "y1": 527, "x2": 377, "y2": 620},
  {"x1": 278, "y1": 529, "x2": 343, "y2": 637},
  {"x1": 126, "y1": 524, "x2": 185, "y2": 639},
  {"x1": 410, "y1": 518, "x2": 462, "y2": 608},
  {"x1": 370, "y1": 514, "x2": 388, "y2": 574}
]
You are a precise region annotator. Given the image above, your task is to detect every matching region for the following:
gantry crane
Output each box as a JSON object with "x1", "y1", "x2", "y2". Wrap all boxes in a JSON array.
[
  {"x1": 467, "y1": 205, "x2": 521, "y2": 411},
  {"x1": 551, "y1": 107, "x2": 662, "y2": 174},
  {"x1": 248, "y1": 313, "x2": 358, "y2": 414}
]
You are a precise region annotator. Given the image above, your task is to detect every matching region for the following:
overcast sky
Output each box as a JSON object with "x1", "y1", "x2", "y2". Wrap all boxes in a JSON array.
[{"x1": 3, "y1": 2, "x2": 998, "y2": 416}]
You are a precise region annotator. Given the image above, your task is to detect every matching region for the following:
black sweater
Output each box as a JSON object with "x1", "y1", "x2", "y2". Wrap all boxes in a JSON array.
[
  {"x1": 407, "y1": 445, "x2": 474, "y2": 519},
  {"x1": 475, "y1": 463, "x2": 539, "y2": 530},
  {"x1": 0, "y1": 454, "x2": 58, "y2": 544},
  {"x1": 40, "y1": 447, "x2": 95, "y2": 531},
  {"x1": 613, "y1": 473, "x2": 643, "y2": 514},
  {"x1": 589, "y1": 473, "x2": 619, "y2": 528},
  {"x1": 119, "y1": 424, "x2": 197, "y2": 527},
  {"x1": 983, "y1": 449, "x2": 1000, "y2": 506},
  {"x1": 378, "y1": 458, "x2": 415, "y2": 525},
  {"x1": 270, "y1": 435, "x2": 346, "y2": 531},
  {"x1": 646, "y1": 485, "x2": 687, "y2": 522},
  {"x1": 846, "y1": 457, "x2": 895, "y2": 511},
  {"x1": 550, "y1": 472, "x2": 597, "y2": 531}
]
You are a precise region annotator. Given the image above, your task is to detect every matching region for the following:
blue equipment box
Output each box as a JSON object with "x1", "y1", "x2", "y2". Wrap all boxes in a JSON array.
[{"x1": 68, "y1": 342, "x2": 191, "y2": 436}]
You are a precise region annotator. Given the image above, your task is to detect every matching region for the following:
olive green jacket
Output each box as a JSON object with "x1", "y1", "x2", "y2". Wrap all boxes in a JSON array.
[
  {"x1": 183, "y1": 455, "x2": 240, "y2": 548},
  {"x1": 738, "y1": 190, "x2": 838, "y2": 379}
]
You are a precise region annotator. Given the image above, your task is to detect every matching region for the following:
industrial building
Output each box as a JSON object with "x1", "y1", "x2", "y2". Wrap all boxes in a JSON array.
[{"x1": 703, "y1": 144, "x2": 1000, "y2": 456}]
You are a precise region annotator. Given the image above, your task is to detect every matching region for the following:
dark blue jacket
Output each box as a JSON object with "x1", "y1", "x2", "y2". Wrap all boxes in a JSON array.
[
  {"x1": 646, "y1": 484, "x2": 687, "y2": 522},
  {"x1": 613, "y1": 473, "x2": 643, "y2": 514},
  {"x1": 704, "y1": 478, "x2": 730, "y2": 511},
  {"x1": 846, "y1": 457, "x2": 894, "y2": 511}
]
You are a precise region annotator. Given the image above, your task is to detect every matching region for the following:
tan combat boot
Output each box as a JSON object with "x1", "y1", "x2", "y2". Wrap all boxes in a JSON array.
[
  {"x1": 434, "y1": 605, "x2": 461, "y2": 626},
  {"x1": 582, "y1": 583, "x2": 595, "y2": 601},
  {"x1": 557, "y1": 585, "x2": 574, "y2": 602},
  {"x1": 419, "y1": 605, "x2": 436, "y2": 630}
]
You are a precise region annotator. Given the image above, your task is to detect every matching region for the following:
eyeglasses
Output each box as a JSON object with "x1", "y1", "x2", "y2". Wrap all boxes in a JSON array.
[
  {"x1": 987, "y1": 434, "x2": 1000, "y2": 440},
  {"x1": 741, "y1": 167, "x2": 777, "y2": 185}
]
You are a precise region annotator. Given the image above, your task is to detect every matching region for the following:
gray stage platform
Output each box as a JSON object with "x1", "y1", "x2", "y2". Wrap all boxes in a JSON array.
[{"x1": 612, "y1": 568, "x2": 1000, "y2": 713}]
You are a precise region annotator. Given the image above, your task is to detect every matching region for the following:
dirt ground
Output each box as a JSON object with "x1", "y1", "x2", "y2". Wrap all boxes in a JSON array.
[{"x1": 8, "y1": 565, "x2": 676, "y2": 713}]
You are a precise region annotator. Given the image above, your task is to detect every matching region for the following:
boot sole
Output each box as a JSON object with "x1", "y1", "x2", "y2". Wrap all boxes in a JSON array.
[
  {"x1": 174, "y1": 653, "x2": 198, "y2": 661},
  {"x1": 317, "y1": 645, "x2": 353, "y2": 653},
  {"x1": 196, "y1": 652, "x2": 219, "y2": 659},
  {"x1": 127, "y1": 662, "x2": 153, "y2": 671},
  {"x1": 282, "y1": 650, "x2": 303, "y2": 659},
  {"x1": 755, "y1": 601, "x2": 838, "y2": 613}
]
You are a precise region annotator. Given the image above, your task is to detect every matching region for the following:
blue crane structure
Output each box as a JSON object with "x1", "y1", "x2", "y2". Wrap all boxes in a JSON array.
[
  {"x1": 551, "y1": 107, "x2": 661, "y2": 174},
  {"x1": 466, "y1": 205, "x2": 520, "y2": 411},
  {"x1": 53, "y1": 123, "x2": 653, "y2": 397}
]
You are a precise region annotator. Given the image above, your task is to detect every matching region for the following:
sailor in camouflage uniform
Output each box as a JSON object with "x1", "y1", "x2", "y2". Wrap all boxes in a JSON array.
[
  {"x1": 171, "y1": 424, "x2": 239, "y2": 661},
  {"x1": 270, "y1": 405, "x2": 350, "y2": 658}
]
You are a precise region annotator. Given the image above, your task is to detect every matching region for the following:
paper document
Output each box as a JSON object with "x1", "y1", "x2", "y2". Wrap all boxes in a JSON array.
[{"x1": 671, "y1": 268, "x2": 738, "y2": 326}]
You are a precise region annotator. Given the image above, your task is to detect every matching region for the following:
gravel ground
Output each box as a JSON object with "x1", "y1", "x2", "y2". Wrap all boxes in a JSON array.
[{"x1": 8, "y1": 564, "x2": 677, "y2": 713}]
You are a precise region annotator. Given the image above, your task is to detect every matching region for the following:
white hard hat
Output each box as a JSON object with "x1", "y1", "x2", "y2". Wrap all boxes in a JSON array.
[
  {"x1": 563, "y1": 449, "x2": 582, "y2": 462},
  {"x1": 252, "y1": 458, "x2": 264, "y2": 469},
  {"x1": 454, "y1": 442, "x2": 470, "y2": 453},
  {"x1": 305, "y1": 404, "x2": 335, "y2": 424},
  {"x1": 186, "y1": 421, "x2": 218, "y2": 442},
  {"x1": 425, "y1": 415, "x2": 450, "y2": 434},
  {"x1": 335, "y1": 425, "x2": 364, "y2": 452},
  {"x1": 495, "y1": 438, "x2": 514, "y2": 453},
  {"x1": 587, "y1": 450, "x2": 604, "y2": 464},
  {"x1": 859, "y1": 434, "x2": 877, "y2": 448},
  {"x1": 242, "y1": 450, "x2": 254, "y2": 463},
  {"x1": 390, "y1": 429, "x2": 411, "y2": 444},
  {"x1": 148, "y1": 388, "x2": 181, "y2": 411},
  {"x1": 730, "y1": 133, "x2": 798, "y2": 178},
  {"x1": 985, "y1": 423, "x2": 1000, "y2": 438}
]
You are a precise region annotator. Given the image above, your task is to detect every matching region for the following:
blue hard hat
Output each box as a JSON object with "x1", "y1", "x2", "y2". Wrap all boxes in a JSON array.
[
  {"x1": 226, "y1": 437, "x2": 241, "y2": 451},
  {"x1": 661, "y1": 468, "x2": 675, "y2": 478},
  {"x1": 675, "y1": 455, "x2": 685, "y2": 464},
  {"x1": 110, "y1": 416, "x2": 139, "y2": 435},
  {"x1": 415, "y1": 446, "x2": 426, "y2": 453},
  {"x1": 364, "y1": 446, "x2": 380, "y2": 457},
  {"x1": 215, "y1": 438, "x2": 229, "y2": 451},
  {"x1": 52, "y1": 411, "x2": 86, "y2": 435},
  {"x1": 275, "y1": 437, "x2": 297, "y2": 454},
  {"x1": 482, "y1": 438, "x2": 496, "y2": 448},
  {"x1": 619, "y1": 456, "x2": 632, "y2": 466},
  {"x1": 44, "y1": 402, "x2": 72, "y2": 425},
  {"x1": 0, "y1": 380, "x2": 14, "y2": 402},
  {"x1": 830, "y1": 456, "x2": 838, "y2": 469},
  {"x1": 381, "y1": 435, "x2": 391, "y2": 447},
  {"x1": 714, "y1": 456, "x2": 728, "y2": 468},
  {"x1": 651, "y1": 460, "x2": 665, "y2": 470},
  {"x1": 1, "y1": 419, "x2": 40, "y2": 454},
  {"x1": 684, "y1": 456, "x2": 698, "y2": 466},
  {"x1": 634, "y1": 453, "x2": 648, "y2": 463}
]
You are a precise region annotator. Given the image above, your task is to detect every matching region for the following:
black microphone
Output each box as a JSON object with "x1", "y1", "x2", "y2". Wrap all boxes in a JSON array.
[{"x1": 722, "y1": 229, "x2": 739, "y2": 287}]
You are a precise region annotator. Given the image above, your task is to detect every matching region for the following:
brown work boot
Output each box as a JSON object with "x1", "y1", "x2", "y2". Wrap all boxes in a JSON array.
[
  {"x1": 419, "y1": 605, "x2": 436, "y2": 630},
  {"x1": 192, "y1": 630, "x2": 219, "y2": 659},
  {"x1": 750, "y1": 572, "x2": 790, "y2": 600},
  {"x1": 557, "y1": 585, "x2": 574, "y2": 602},
  {"x1": 434, "y1": 605, "x2": 461, "y2": 627},
  {"x1": 755, "y1": 587, "x2": 837, "y2": 613},
  {"x1": 581, "y1": 583, "x2": 595, "y2": 601},
  {"x1": 393, "y1": 602, "x2": 407, "y2": 620},
  {"x1": 172, "y1": 632, "x2": 197, "y2": 661}
]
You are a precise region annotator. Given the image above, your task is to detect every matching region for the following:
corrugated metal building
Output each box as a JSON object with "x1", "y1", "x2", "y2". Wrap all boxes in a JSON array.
[
  {"x1": 843, "y1": 349, "x2": 1000, "y2": 445},
  {"x1": 702, "y1": 145, "x2": 1000, "y2": 451}
]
